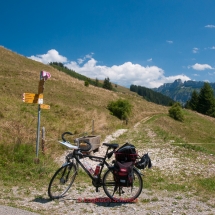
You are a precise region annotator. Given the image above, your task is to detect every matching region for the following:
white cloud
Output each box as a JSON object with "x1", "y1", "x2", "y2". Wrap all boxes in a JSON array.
[
  {"x1": 64, "y1": 56, "x2": 190, "y2": 88},
  {"x1": 147, "y1": 58, "x2": 152, "y2": 62},
  {"x1": 205, "y1": 25, "x2": 215, "y2": 28},
  {"x1": 192, "y1": 47, "x2": 199, "y2": 53},
  {"x1": 210, "y1": 46, "x2": 215, "y2": 50},
  {"x1": 189, "y1": 63, "x2": 213, "y2": 70},
  {"x1": 28, "y1": 49, "x2": 67, "y2": 64},
  {"x1": 77, "y1": 53, "x2": 94, "y2": 65},
  {"x1": 77, "y1": 58, "x2": 84, "y2": 64},
  {"x1": 166, "y1": 40, "x2": 173, "y2": 44},
  {"x1": 29, "y1": 49, "x2": 191, "y2": 88}
]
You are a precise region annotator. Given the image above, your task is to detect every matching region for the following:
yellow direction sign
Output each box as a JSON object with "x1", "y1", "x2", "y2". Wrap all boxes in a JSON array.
[
  {"x1": 23, "y1": 93, "x2": 43, "y2": 104},
  {"x1": 40, "y1": 104, "x2": 50, "y2": 109}
]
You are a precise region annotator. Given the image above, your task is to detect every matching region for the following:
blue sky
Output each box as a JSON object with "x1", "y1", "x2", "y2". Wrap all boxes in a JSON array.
[{"x1": 1, "y1": 0, "x2": 215, "y2": 88}]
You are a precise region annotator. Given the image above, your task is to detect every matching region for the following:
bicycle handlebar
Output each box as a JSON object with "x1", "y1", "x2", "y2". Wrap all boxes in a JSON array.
[
  {"x1": 62, "y1": 131, "x2": 73, "y2": 142},
  {"x1": 61, "y1": 131, "x2": 92, "y2": 152}
]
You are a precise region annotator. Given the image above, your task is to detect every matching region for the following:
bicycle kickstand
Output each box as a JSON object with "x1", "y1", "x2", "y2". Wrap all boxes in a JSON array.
[{"x1": 96, "y1": 186, "x2": 99, "y2": 192}]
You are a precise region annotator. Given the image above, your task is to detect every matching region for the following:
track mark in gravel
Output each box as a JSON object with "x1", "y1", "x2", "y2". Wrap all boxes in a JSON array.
[
  {"x1": 103, "y1": 129, "x2": 128, "y2": 143},
  {"x1": 133, "y1": 116, "x2": 152, "y2": 128}
]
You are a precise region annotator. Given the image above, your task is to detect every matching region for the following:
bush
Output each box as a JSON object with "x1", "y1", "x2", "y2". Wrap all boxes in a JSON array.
[
  {"x1": 169, "y1": 103, "x2": 184, "y2": 122},
  {"x1": 84, "y1": 81, "x2": 89, "y2": 87},
  {"x1": 107, "y1": 99, "x2": 132, "y2": 121}
]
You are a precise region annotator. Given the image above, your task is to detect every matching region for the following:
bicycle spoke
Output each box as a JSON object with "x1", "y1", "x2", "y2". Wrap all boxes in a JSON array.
[
  {"x1": 48, "y1": 163, "x2": 77, "y2": 199},
  {"x1": 103, "y1": 168, "x2": 143, "y2": 202}
]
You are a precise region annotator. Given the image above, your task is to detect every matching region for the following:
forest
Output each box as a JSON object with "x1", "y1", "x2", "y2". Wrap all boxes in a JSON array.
[{"x1": 130, "y1": 84, "x2": 175, "y2": 106}]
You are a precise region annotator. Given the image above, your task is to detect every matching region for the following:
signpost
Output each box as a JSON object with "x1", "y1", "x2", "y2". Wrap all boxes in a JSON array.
[
  {"x1": 23, "y1": 71, "x2": 51, "y2": 163},
  {"x1": 38, "y1": 79, "x2": 45, "y2": 94}
]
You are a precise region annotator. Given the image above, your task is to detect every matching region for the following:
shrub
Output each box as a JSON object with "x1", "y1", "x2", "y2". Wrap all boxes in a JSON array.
[
  {"x1": 169, "y1": 103, "x2": 184, "y2": 122},
  {"x1": 107, "y1": 99, "x2": 132, "y2": 121},
  {"x1": 84, "y1": 81, "x2": 89, "y2": 87}
]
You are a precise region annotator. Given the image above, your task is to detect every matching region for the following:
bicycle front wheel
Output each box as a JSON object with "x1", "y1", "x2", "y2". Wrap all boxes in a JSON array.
[
  {"x1": 103, "y1": 168, "x2": 143, "y2": 202},
  {"x1": 48, "y1": 162, "x2": 77, "y2": 199}
]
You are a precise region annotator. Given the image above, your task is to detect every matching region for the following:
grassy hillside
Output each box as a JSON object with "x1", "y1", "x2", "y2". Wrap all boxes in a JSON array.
[
  {"x1": 1, "y1": 46, "x2": 215, "y2": 153},
  {"x1": 0, "y1": 46, "x2": 167, "y2": 148}
]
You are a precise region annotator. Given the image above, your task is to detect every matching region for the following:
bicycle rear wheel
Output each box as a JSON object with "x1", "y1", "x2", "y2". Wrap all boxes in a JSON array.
[
  {"x1": 48, "y1": 162, "x2": 77, "y2": 199},
  {"x1": 103, "y1": 168, "x2": 143, "y2": 202}
]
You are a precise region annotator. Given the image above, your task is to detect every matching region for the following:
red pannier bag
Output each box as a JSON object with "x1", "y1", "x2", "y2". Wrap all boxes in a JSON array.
[{"x1": 113, "y1": 161, "x2": 134, "y2": 187}]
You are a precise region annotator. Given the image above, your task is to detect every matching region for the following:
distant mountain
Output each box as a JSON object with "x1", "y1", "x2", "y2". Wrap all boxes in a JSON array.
[{"x1": 152, "y1": 79, "x2": 215, "y2": 105}]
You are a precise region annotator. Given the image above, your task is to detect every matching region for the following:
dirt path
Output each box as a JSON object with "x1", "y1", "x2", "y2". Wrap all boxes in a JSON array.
[{"x1": 0, "y1": 117, "x2": 215, "y2": 214}]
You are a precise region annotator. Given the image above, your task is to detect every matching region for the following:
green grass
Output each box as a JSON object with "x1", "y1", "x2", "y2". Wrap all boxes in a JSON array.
[
  {"x1": 146, "y1": 111, "x2": 215, "y2": 154},
  {"x1": 196, "y1": 177, "x2": 215, "y2": 192},
  {"x1": 0, "y1": 143, "x2": 56, "y2": 187},
  {"x1": 172, "y1": 143, "x2": 215, "y2": 155},
  {"x1": 0, "y1": 142, "x2": 96, "y2": 193}
]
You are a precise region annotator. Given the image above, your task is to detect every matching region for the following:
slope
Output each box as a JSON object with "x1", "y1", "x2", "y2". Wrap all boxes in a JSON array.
[{"x1": 0, "y1": 46, "x2": 168, "y2": 151}]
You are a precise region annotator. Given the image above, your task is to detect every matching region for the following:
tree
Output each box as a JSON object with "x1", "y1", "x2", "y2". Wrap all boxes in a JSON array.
[
  {"x1": 103, "y1": 77, "x2": 113, "y2": 90},
  {"x1": 197, "y1": 82, "x2": 215, "y2": 116},
  {"x1": 95, "y1": 78, "x2": 99, "y2": 86},
  {"x1": 169, "y1": 102, "x2": 184, "y2": 122},
  {"x1": 187, "y1": 90, "x2": 199, "y2": 110}
]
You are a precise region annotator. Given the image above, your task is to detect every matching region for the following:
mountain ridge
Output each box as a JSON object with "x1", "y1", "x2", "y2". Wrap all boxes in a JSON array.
[{"x1": 153, "y1": 79, "x2": 215, "y2": 104}]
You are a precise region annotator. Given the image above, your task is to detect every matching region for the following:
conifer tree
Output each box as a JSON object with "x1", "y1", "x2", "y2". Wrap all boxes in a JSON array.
[
  {"x1": 189, "y1": 90, "x2": 199, "y2": 111},
  {"x1": 103, "y1": 77, "x2": 113, "y2": 90},
  {"x1": 197, "y1": 82, "x2": 215, "y2": 116},
  {"x1": 95, "y1": 78, "x2": 99, "y2": 86}
]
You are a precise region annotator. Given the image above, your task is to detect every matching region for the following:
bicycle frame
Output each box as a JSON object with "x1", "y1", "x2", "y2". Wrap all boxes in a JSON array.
[{"x1": 66, "y1": 147, "x2": 115, "y2": 188}]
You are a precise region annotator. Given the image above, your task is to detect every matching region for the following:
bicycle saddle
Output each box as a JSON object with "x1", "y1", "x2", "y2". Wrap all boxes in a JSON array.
[{"x1": 103, "y1": 143, "x2": 119, "y2": 149}]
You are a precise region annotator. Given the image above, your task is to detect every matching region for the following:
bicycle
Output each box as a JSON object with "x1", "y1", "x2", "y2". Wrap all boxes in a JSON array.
[{"x1": 48, "y1": 131, "x2": 143, "y2": 202}]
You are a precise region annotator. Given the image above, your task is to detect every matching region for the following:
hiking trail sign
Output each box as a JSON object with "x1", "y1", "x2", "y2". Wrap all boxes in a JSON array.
[
  {"x1": 23, "y1": 71, "x2": 51, "y2": 162},
  {"x1": 23, "y1": 93, "x2": 43, "y2": 104}
]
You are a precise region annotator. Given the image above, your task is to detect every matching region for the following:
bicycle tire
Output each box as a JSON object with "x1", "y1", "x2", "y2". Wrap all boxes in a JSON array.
[
  {"x1": 102, "y1": 168, "x2": 143, "y2": 202},
  {"x1": 48, "y1": 162, "x2": 77, "y2": 199}
]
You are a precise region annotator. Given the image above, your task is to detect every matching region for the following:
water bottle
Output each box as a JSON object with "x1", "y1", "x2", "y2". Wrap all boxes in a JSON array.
[
  {"x1": 83, "y1": 160, "x2": 94, "y2": 175},
  {"x1": 94, "y1": 164, "x2": 101, "y2": 177},
  {"x1": 89, "y1": 166, "x2": 94, "y2": 175}
]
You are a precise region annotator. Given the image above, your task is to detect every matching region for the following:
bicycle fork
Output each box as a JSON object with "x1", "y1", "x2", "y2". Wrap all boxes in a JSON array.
[{"x1": 60, "y1": 163, "x2": 75, "y2": 184}]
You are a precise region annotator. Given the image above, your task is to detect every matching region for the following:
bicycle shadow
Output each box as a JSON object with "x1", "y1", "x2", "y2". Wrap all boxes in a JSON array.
[{"x1": 32, "y1": 197, "x2": 52, "y2": 204}]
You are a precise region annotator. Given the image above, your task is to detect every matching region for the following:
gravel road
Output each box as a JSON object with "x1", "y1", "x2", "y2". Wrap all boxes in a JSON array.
[{"x1": 0, "y1": 120, "x2": 215, "y2": 214}]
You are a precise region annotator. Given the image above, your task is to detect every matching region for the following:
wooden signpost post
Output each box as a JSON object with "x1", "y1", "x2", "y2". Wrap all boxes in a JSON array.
[{"x1": 23, "y1": 71, "x2": 51, "y2": 163}]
